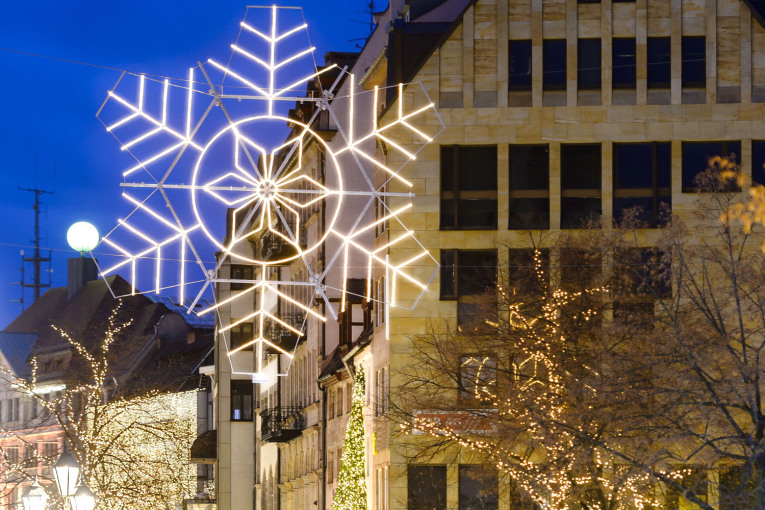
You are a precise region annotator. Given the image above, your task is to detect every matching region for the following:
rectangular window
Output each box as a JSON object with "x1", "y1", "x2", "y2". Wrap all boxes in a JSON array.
[
  {"x1": 509, "y1": 40, "x2": 532, "y2": 90},
  {"x1": 613, "y1": 142, "x2": 671, "y2": 226},
  {"x1": 752, "y1": 141, "x2": 765, "y2": 185},
  {"x1": 440, "y1": 146, "x2": 498, "y2": 230},
  {"x1": 613, "y1": 248, "x2": 671, "y2": 326},
  {"x1": 230, "y1": 380, "x2": 253, "y2": 421},
  {"x1": 507, "y1": 248, "x2": 550, "y2": 298},
  {"x1": 374, "y1": 278, "x2": 386, "y2": 326},
  {"x1": 229, "y1": 322, "x2": 254, "y2": 352},
  {"x1": 578, "y1": 39, "x2": 601, "y2": 90},
  {"x1": 336, "y1": 386, "x2": 343, "y2": 416},
  {"x1": 459, "y1": 465, "x2": 499, "y2": 510},
  {"x1": 328, "y1": 388, "x2": 335, "y2": 419},
  {"x1": 509, "y1": 145, "x2": 550, "y2": 229},
  {"x1": 376, "y1": 466, "x2": 389, "y2": 510},
  {"x1": 441, "y1": 250, "x2": 498, "y2": 324},
  {"x1": 459, "y1": 356, "x2": 497, "y2": 403},
  {"x1": 561, "y1": 144, "x2": 602, "y2": 228},
  {"x1": 612, "y1": 38, "x2": 636, "y2": 89},
  {"x1": 647, "y1": 37, "x2": 671, "y2": 89},
  {"x1": 682, "y1": 36, "x2": 706, "y2": 88},
  {"x1": 408, "y1": 465, "x2": 447, "y2": 510},
  {"x1": 664, "y1": 467, "x2": 708, "y2": 509},
  {"x1": 328, "y1": 451, "x2": 334, "y2": 483},
  {"x1": 230, "y1": 265, "x2": 254, "y2": 290},
  {"x1": 374, "y1": 187, "x2": 388, "y2": 238},
  {"x1": 543, "y1": 39, "x2": 567, "y2": 91},
  {"x1": 682, "y1": 141, "x2": 740, "y2": 192},
  {"x1": 6, "y1": 446, "x2": 19, "y2": 465}
]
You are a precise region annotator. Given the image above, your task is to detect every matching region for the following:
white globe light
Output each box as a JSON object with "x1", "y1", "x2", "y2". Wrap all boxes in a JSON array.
[{"x1": 67, "y1": 222, "x2": 99, "y2": 253}]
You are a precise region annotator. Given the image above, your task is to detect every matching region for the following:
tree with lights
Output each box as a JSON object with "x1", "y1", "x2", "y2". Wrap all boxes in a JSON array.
[
  {"x1": 333, "y1": 366, "x2": 367, "y2": 510},
  {"x1": 0, "y1": 303, "x2": 199, "y2": 510},
  {"x1": 398, "y1": 172, "x2": 765, "y2": 509}
]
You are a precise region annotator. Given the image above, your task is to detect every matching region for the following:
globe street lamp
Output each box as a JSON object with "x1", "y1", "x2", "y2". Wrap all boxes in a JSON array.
[
  {"x1": 52, "y1": 450, "x2": 80, "y2": 500},
  {"x1": 71, "y1": 483, "x2": 96, "y2": 510},
  {"x1": 23, "y1": 449, "x2": 95, "y2": 510},
  {"x1": 66, "y1": 222, "x2": 99, "y2": 255}
]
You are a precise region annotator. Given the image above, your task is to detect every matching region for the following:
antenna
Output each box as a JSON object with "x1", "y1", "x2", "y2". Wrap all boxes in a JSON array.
[
  {"x1": 10, "y1": 250, "x2": 25, "y2": 311},
  {"x1": 18, "y1": 186, "x2": 54, "y2": 302}
]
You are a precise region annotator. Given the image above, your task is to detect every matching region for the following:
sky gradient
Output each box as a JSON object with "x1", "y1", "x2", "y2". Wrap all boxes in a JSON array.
[{"x1": 0, "y1": 1, "x2": 379, "y2": 328}]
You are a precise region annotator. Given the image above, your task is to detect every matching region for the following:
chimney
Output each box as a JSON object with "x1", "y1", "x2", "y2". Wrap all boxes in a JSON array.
[{"x1": 67, "y1": 257, "x2": 98, "y2": 300}]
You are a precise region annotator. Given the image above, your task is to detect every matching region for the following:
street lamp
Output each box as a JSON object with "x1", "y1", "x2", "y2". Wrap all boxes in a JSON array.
[
  {"x1": 22, "y1": 449, "x2": 96, "y2": 510},
  {"x1": 71, "y1": 483, "x2": 96, "y2": 510},
  {"x1": 21, "y1": 480, "x2": 48, "y2": 510},
  {"x1": 52, "y1": 450, "x2": 80, "y2": 500}
]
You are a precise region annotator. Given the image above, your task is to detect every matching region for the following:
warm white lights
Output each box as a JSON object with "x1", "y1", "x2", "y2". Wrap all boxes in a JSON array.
[{"x1": 97, "y1": 6, "x2": 444, "y2": 378}]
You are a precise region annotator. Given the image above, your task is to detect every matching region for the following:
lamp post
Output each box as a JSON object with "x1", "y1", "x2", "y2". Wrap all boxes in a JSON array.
[{"x1": 22, "y1": 449, "x2": 95, "y2": 510}]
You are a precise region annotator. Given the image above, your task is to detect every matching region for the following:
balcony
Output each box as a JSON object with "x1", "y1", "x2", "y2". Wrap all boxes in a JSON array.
[
  {"x1": 260, "y1": 406, "x2": 306, "y2": 442},
  {"x1": 261, "y1": 226, "x2": 307, "y2": 263},
  {"x1": 264, "y1": 314, "x2": 303, "y2": 355}
]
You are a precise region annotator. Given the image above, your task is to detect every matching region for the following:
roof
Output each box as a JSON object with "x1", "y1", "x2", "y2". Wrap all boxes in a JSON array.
[
  {"x1": 0, "y1": 332, "x2": 37, "y2": 377},
  {"x1": 744, "y1": 1, "x2": 765, "y2": 28}
]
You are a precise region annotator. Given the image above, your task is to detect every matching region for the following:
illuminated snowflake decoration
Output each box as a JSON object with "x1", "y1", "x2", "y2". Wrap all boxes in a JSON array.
[{"x1": 95, "y1": 6, "x2": 443, "y2": 378}]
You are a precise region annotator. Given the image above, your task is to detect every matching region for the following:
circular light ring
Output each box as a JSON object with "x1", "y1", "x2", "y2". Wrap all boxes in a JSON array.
[
  {"x1": 67, "y1": 222, "x2": 100, "y2": 253},
  {"x1": 191, "y1": 115, "x2": 343, "y2": 265}
]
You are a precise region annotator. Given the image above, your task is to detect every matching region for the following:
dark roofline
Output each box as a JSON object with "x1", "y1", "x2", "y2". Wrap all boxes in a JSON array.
[{"x1": 744, "y1": 0, "x2": 765, "y2": 29}]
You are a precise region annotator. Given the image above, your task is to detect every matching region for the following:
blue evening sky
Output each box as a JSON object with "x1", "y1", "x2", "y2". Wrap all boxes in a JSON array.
[{"x1": 0, "y1": 1, "x2": 380, "y2": 328}]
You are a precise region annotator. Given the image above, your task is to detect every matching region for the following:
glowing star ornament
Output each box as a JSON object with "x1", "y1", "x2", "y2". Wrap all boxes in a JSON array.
[{"x1": 95, "y1": 5, "x2": 444, "y2": 379}]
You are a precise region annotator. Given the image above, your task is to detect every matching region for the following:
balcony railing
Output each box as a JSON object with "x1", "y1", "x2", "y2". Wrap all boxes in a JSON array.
[
  {"x1": 264, "y1": 314, "x2": 303, "y2": 354},
  {"x1": 260, "y1": 406, "x2": 306, "y2": 442},
  {"x1": 261, "y1": 226, "x2": 307, "y2": 262}
]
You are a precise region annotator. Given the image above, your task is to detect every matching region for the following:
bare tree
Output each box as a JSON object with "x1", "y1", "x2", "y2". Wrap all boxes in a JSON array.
[{"x1": 0, "y1": 304, "x2": 198, "y2": 510}]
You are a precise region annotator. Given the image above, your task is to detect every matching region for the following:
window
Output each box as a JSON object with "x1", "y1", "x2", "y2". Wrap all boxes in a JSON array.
[
  {"x1": 543, "y1": 40, "x2": 567, "y2": 91},
  {"x1": 752, "y1": 141, "x2": 765, "y2": 185},
  {"x1": 374, "y1": 278, "x2": 386, "y2": 326},
  {"x1": 374, "y1": 187, "x2": 388, "y2": 238},
  {"x1": 5, "y1": 446, "x2": 19, "y2": 465},
  {"x1": 440, "y1": 250, "x2": 498, "y2": 324},
  {"x1": 336, "y1": 386, "x2": 343, "y2": 416},
  {"x1": 664, "y1": 466, "x2": 707, "y2": 509},
  {"x1": 327, "y1": 451, "x2": 334, "y2": 483},
  {"x1": 408, "y1": 465, "x2": 447, "y2": 510},
  {"x1": 613, "y1": 248, "x2": 671, "y2": 326},
  {"x1": 229, "y1": 322, "x2": 254, "y2": 352},
  {"x1": 440, "y1": 146, "x2": 498, "y2": 230},
  {"x1": 328, "y1": 388, "x2": 335, "y2": 419},
  {"x1": 613, "y1": 142, "x2": 671, "y2": 226},
  {"x1": 459, "y1": 465, "x2": 499, "y2": 510},
  {"x1": 647, "y1": 37, "x2": 671, "y2": 89},
  {"x1": 682, "y1": 141, "x2": 740, "y2": 192},
  {"x1": 612, "y1": 38, "x2": 636, "y2": 89},
  {"x1": 509, "y1": 145, "x2": 550, "y2": 229},
  {"x1": 375, "y1": 367, "x2": 389, "y2": 416},
  {"x1": 682, "y1": 36, "x2": 706, "y2": 88},
  {"x1": 509, "y1": 40, "x2": 532, "y2": 90},
  {"x1": 507, "y1": 248, "x2": 550, "y2": 299},
  {"x1": 561, "y1": 144, "x2": 602, "y2": 228},
  {"x1": 459, "y1": 356, "x2": 497, "y2": 403},
  {"x1": 376, "y1": 466, "x2": 389, "y2": 510},
  {"x1": 578, "y1": 39, "x2": 601, "y2": 90},
  {"x1": 231, "y1": 380, "x2": 253, "y2": 421},
  {"x1": 230, "y1": 265, "x2": 254, "y2": 290}
]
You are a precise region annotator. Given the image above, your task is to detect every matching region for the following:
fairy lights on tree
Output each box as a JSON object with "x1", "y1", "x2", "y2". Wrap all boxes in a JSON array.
[
  {"x1": 0, "y1": 304, "x2": 198, "y2": 510},
  {"x1": 94, "y1": 6, "x2": 444, "y2": 378},
  {"x1": 333, "y1": 367, "x2": 366, "y2": 510}
]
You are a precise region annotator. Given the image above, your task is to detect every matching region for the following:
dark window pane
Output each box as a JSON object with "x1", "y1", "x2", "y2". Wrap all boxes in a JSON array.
[
  {"x1": 561, "y1": 198, "x2": 602, "y2": 228},
  {"x1": 230, "y1": 264, "x2": 254, "y2": 290},
  {"x1": 578, "y1": 39, "x2": 601, "y2": 89},
  {"x1": 441, "y1": 146, "x2": 498, "y2": 229},
  {"x1": 682, "y1": 36, "x2": 706, "y2": 88},
  {"x1": 647, "y1": 37, "x2": 671, "y2": 89},
  {"x1": 509, "y1": 145, "x2": 550, "y2": 229},
  {"x1": 613, "y1": 143, "x2": 671, "y2": 226},
  {"x1": 612, "y1": 38, "x2": 636, "y2": 89},
  {"x1": 561, "y1": 144, "x2": 601, "y2": 189},
  {"x1": 440, "y1": 250, "x2": 456, "y2": 300},
  {"x1": 230, "y1": 322, "x2": 254, "y2": 351},
  {"x1": 459, "y1": 465, "x2": 498, "y2": 510},
  {"x1": 509, "y1": 40, "x2": 532, "y2": 90},
  {"x1": 543, "y1": 40, "x2": 567, "y2": 90},
  {"x1": 510, "y1": 145, "x2": 549, "y2": 190},
  {"x1": 231, "y1": 380, "x2": 253, "y2": 421},
  {"x1": 682, "y1": 141, "x2": 740, "y2": 191},
  {"x1": 408, "y1": 466, "x2": 447, "y2": 510},
  {"x1": 508, "y1": 249, "x2": 550, "y2": 296},
  {"x1": 508, "y1": 199, "x2": 549, "y2": 229},
  {"x1": 753, "y1": 141, "x2": 765, "y2": 185},
  {"x1": 458, "y1": 251, "x2": 498, "y2": 297}
]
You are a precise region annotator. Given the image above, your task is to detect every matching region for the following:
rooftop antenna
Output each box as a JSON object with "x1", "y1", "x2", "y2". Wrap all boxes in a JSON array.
[{"x1": 18, "y1": 185, "x2": 54, "y2": 302}]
